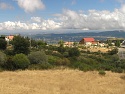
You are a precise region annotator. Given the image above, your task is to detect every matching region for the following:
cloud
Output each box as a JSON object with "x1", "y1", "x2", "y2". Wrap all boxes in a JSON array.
[
  {"x1": 54, "y1": 5, "x2": 125, "y2": 30},
  {"x1": 31, "y1": 17, "x2": 42, "y2": 23},
  {"x1": 0, "y1": 19, "x2": 61, "y2": 31},
  {"x1": 1, "y1": 4, "x2": 125, "y2": 31},
  {"x1": 17, "y1": 0, "x2": 45, "y2": 13},
  {"x1": 0, "y1": 2, "x2": 14, "y2": 10}
]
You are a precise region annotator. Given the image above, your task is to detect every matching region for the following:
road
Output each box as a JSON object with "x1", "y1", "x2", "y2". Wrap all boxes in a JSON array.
[{"x1": 118, "y1": 48, "x2": 125, "y2": 59}]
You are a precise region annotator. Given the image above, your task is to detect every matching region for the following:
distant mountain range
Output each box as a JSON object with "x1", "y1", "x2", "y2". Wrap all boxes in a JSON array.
[{"x1": 30, "y1": 30, "x2": 125, "y2": 42}]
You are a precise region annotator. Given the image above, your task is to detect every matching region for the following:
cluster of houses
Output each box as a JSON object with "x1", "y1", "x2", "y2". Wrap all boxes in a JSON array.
[
  {"x1": 63, "y1": 37, "x2": 105, "y2": 47},
  {"x1": 63, "y1": 37, "x2": 125, "y2": 47},
  {"x1": 0, "y1": 34, "x2": 125, "y2": 48}
]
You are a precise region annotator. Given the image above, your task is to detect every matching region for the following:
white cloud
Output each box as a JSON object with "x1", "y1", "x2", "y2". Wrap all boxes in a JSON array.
[
  {"x1": 1, "y1": 4, "x2": 125, "y2": 31},
  {"x1": 55, "y1": 5, "x2": 125, "y2": 30},
  {"x1": 0, "y1": 2, "x2": 14, "y2": 10},
  {"x1": 31, "y1": 17, "x2": 42, "y2": 23},
  {"x1": 0, "y1": 19, "x2": 61, "y2": 31},
  {"x1": 17, "y1": 0, "x2": 45, "y2": 13}
]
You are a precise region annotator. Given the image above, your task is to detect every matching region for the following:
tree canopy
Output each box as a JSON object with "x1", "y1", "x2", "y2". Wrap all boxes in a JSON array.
[
  {"x1": 0, "y1": 39, "x2": 7, "y2": 50},
  {"x1": 13, "y1": 35, "x2": 30, "y2": 55}
]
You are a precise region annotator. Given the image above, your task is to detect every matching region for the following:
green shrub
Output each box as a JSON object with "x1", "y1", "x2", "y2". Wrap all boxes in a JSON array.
[
  {"x1": 55, "y1": 58, "x2": 70, "y2": 66},
  {"x1": 116, "y1": 67, "x2": 123, "y2": 73},
  {"x1": 70, "y1": 61, "x2": 93, "y2": 71},
  {"x1": 0, "y1": 51, "x2": 7, "y2": 66},
  {"x1": 48, "y1": 55, "x2": 60, "y2": 65},
  {"x1": 111, "y1": 67, "x2": 123, "y2": 73},
  {"x1": 4, "y1": 50, "x2": 14, "y2": 56},
  {"x1": 28, "y1": 63, "x2": 52, "y2": 70},
  {"x1": 4, "y1": 56, "x2": 15, "y2": 70},
  {"x1": 13, "y1": 53, "x2": 30, "y2": 69},
  {"x1": 39, "y1": 63, "x2": 53, "y2": 69},
  {"x1": 68, "y1": 47, "x2": 80, "y2": 57},
  {"x1": 98, "y1": 70, "x2": 106, "y2": 76},
  {"x1": 108, "y1": 48, "x2": 118, "y2": 55},
  {"x1": 28, "y1": 51, "x2": 48, "y2": 64},
  {"x1": 0, "y1": 67, "x2": 3, "y2": 72}
]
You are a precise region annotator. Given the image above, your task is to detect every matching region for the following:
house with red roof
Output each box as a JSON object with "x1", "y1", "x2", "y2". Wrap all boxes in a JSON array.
[
  {"x1": 5, "y1": 35, "x2": 14, "y2": 42},
  {"x1": 79, "y1": 37, "x2": 98, "y2": 46}
]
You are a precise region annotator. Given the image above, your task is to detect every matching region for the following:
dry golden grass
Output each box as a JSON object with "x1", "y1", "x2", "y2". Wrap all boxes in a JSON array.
[
  {"x1": 89, "y1": 47, "x2": 110, "y2": 53},
  {"x1": 0, "y1": 69, "x2": 125, "y2": 94}
]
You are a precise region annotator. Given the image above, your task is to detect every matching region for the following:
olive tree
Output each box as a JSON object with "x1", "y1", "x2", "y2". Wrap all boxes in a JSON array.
[{"x1": 28, "y1": 51, "x2": 48, "y2": 64}]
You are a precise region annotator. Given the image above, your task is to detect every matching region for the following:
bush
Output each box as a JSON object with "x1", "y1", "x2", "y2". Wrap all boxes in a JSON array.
[
  {"x1": 28, "y1": 51, "x2": 48, "y2": 64},
  {"x1": 98, "y1": 70, "x2": 106, "y2": 76},
  {"x1": 114, "y1": 67, "x2": 123, "y2": 73},
  {"x1": 0, "y1": 51, "x2": 7, "y2": 66},
  {"x1": 13, "y1": 53, "x2": 30, "y2": 69},
  {"x1": 108, "y1": 48, "x2": 118, "y2": 55},
  {"x1": 55, "y1": 58, "x2": 70, "y2": 66},
  {"x1": 48, "y1": 55, "x2": 60, "y2": 65},
  {"x1": 4, "y1": 56, "x2": 15, "y2": 70},
  {"x1": 39, "y1": 63, "x2": 52, "y2": 69},
  {"x1": 68, "y1": 47, "x2": 80, "y2": 57},
  {"x1": 4, "y1": 49, "x2": 14, "y2": 56},
  {"x1": 28, "y1": 63, "x2": 52, "y2": 70},
  {"x1": 70, "y1": 61, "x2": 93, "y2": 72}
]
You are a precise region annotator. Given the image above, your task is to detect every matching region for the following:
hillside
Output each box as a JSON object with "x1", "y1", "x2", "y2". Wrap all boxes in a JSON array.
[
  {"x1": 31, "y1": 30, "x2": 125, "y2": 42},
  {"x1": 0, "y1": 69, "x2": 125, "y2": 94}
]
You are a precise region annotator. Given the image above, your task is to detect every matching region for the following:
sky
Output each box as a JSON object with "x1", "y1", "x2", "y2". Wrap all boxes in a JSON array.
[{"x1": 0, "y1": 0, "x2": 125, "y2": 33}]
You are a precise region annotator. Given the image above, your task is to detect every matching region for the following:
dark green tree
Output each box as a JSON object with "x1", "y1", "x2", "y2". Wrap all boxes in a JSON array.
[
  {"x1": 36, "y1": 40, "x2": 47, "y2": 50},
  {"x1": 0, "y1": 39, "x2": 7, "y2": 50},
  {"x1": 57, "y1": 46, "x2": 66, "y2": 54},
  {"x1": 31, "y1": 39, "x2": 37, "y2": 47},
  {"x1": 68, "y1": 47, "x2": 80, "y2": 57},
  {"x1": 13, "y1": 35, "x2": 30, "y2": 55},
  {"x1": 115, "y1": 40, "x2": 120, "y2": 47}
]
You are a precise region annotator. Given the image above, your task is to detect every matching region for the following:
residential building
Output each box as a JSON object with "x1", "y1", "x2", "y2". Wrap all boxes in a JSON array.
[{"x1": 79, "y1": 37, "x2": 98, "y2": 46}]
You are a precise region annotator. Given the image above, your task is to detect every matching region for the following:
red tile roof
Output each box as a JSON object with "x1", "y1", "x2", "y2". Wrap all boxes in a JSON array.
[
  {"x1": 83, "y1": 38, "x2": 95, "y2": 42},
  {"x1": 6, "y1": 35, "x2": 14, "y2": 40}
]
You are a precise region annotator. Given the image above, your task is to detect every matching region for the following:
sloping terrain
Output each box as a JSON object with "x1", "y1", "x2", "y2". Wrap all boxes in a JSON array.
[{"x1": 0, "y1": 69, "x2": 125, "y2": 94}]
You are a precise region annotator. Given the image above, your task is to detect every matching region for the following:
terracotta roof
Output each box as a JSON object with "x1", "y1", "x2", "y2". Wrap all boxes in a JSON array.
[
  {"x1": 83, "y1": 38, "x2": 95, "y2": 42},
  {"x1": 7, "y1": 35, "x2": 14, "y2": 40}
]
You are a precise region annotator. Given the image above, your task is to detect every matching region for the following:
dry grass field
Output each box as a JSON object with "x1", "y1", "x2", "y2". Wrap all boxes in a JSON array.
[
  {"x1": 89, "y1": 47, "x2": 111, "y2": 53},
  {"x1": 0, "y1": 69, "x2": 125, "y2": 94}
]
